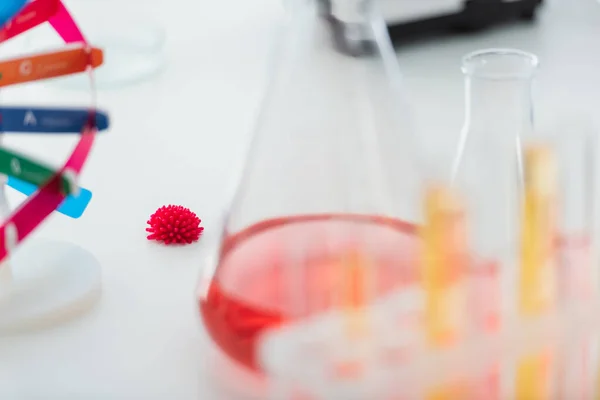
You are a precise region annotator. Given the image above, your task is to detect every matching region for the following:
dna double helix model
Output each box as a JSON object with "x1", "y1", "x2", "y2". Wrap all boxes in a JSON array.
[{"x1": 0, "y1": 0, "x2": 109, "y2": 266}]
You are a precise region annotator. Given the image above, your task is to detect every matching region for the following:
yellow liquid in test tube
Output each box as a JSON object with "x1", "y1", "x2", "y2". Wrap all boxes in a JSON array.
[
  {"x1": 421, "y1": 185, "x2": 469, "y2": 398},
  {"x1": 516, "y1": 145, "x2": 558, "y2": 399},
  {"x1": 330, "y1": 249, "x2": 375, "y2": 381},
  {"x1": 339, "y1": 250, "x2": 372, "y2": 340}
]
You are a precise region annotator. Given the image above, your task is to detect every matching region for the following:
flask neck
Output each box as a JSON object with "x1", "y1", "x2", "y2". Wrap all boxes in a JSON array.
[
  {"x1": 460, "y1": 49, "x2": 538, "y2": 148},
  {"x1": 289, "y1": 0, "x2": 372, "y2": 17},
  {"x1": 464, "y1": 76, "x2": 534, "y2": 145},
  {"x1": 287, "y1": 0, "x2": 314, "y2": 15},
  {"x1": 287, "y1": 0, "x2": 380, "y2": 57},
  {"x1": 226, "y1": 0, "x2": 420, "y2": 231},
  {"x1": 452, "y1": 49, "x2": 538, "y2": 261}
]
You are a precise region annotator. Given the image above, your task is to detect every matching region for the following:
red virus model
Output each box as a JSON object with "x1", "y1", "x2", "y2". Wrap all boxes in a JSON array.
[{"x1": 146, "y1": 205, "x2": 204, "y2": 245}]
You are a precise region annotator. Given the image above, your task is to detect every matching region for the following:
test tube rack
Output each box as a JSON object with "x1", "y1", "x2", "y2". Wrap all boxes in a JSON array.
[{"x1": 259, "y1": 284, "x2": 600, "y2": 399}]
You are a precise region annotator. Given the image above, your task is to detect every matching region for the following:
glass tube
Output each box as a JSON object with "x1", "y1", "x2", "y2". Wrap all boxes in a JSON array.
[
  {"x1": 552, "y1": 118, "x2": 598, "y2": 303},
  {"x1": 526, "y1": 117, "x2": 599, "y2": 399}
]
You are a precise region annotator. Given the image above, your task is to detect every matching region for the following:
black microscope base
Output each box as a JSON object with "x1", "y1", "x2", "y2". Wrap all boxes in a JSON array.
[
  {"x1": 319, "y1": 0, "x2": 544, "y2": 46},
  {"x1": 388, "y1": 0, "x2": 544, "y2": 44}
]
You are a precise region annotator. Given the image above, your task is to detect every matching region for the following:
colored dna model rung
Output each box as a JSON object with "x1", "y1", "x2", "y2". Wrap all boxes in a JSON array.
[{"x1": 0, "y1": 0, "x2": 110, "y2": 263}]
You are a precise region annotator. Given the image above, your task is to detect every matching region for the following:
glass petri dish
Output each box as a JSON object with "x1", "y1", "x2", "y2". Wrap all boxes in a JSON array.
[{"x1": 23, "y1": 0, "x2": 166, "y2": 90}]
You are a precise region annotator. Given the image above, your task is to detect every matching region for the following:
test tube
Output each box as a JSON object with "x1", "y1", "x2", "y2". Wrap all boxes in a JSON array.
[
  {"x1": 546, "y1": 118, "x2": 599, "y2": 399},
  {"x1": 419, "y1": 179, "x2": 470, "y2": 399},
  {"x1": 551, "y1": 119, "x2": 598, "y2": 303},
  {"x1": 514, "y1": 143, "x2": 558, "y2": 400},
  {"x1": 519, "y1": 144, "x2": 558, "y2": 317},
  {"x1": 338, "y1": 247, "x2": 373, "y2": 340},
  {"x1": 420, "y1": 183, "x2": 468, "y2": 347}
]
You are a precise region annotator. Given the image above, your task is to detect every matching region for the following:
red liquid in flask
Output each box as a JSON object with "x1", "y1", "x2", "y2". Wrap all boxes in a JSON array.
[{"x1": 198, "y1": 214, "x2": 418, "y2": 373}]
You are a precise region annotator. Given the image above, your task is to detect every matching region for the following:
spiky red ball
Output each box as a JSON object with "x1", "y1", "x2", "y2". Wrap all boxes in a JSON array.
[{"x1": 146, "y1": 205, "x2": 204, "y2": 245}]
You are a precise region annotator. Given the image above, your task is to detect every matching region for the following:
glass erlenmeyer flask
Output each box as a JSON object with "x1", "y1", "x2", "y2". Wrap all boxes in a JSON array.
[
  {"x1": 452, "y1": 48, "x2": 537, "y2": 262},
  {"x1": 197, "y1": 0, "x2": 422, "y2": 374},
  {"x1": 451, "y1": 49, "x2": 538, "y2": 400},
  {"x1": 452, "y1": 49, "x2": 538, "y2": 323}
]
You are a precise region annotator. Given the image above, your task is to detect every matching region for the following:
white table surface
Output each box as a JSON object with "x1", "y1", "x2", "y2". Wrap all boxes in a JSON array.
[{"x1": 1, "y1": 0, "x2": 600, "y2": 398}]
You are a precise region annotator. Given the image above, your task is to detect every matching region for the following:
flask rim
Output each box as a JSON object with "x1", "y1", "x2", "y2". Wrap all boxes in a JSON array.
[{"x1": 461, "y1": 48, "x2": 539, "y2": 81}]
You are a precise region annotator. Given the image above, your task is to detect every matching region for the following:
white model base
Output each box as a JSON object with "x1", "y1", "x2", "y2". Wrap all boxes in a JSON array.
[{"x1": 0, "y1": 239, "x2": 101, "y2": 334}]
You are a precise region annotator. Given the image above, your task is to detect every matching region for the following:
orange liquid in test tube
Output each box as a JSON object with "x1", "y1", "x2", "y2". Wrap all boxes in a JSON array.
[
  {"x1": 420, "y1": 184, "x2": 469, "y2": 399},
  {"x1": 515, "y1": 145, "x2": 558, "y2": 399},
  {"x1": 330, "y1": 248, "x2": 375, "y2": 381},
  {"x1": 340, "y1": 249, "x2": 372, "y2": 339}
]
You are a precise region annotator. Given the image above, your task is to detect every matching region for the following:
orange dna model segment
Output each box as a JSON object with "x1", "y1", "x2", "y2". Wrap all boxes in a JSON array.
[{"x1": 0, "y1": 45, "x2": 103, "y2": 87}]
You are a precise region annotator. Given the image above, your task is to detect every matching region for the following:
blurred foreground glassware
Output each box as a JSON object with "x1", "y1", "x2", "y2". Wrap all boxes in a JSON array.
[
  {"x1": 258, "y1": 119, "x2": 600, "y2": 400},
  {"x1": 546, "y1": 118, "x2": 599, "y2": 303},
  {"x1": 196, "y1": 0, "x2": 422, "y2": 378},
  {"x1": 523, "y1": 118, "x2": 599, "y2": 399},
  {"x1": 259, "y1": 282, "x2": 600, "y2": 399}
]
